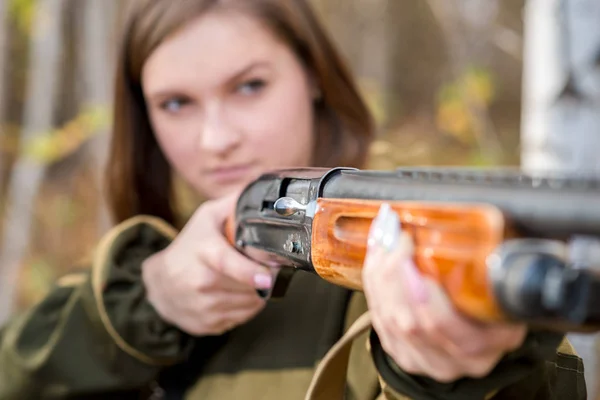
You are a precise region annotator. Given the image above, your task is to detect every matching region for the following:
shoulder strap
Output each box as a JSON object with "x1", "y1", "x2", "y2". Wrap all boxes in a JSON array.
[{"x1": 305, "y1": 311, "x2": 373, "y2": 400}]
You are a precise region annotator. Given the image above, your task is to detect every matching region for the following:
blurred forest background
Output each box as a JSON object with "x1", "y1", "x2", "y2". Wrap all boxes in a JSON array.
[{"x1": 0, "y1": 0, "x2": 599, "y2": 396}]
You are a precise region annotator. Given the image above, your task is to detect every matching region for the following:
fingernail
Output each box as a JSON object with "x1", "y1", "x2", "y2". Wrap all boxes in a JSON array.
[
  {"x1": 403, "y1": 255, "x2": 429, "y2": 304},
  {"x1": 254, "y1": 273, "x2": 273, "y2": 289},
  {"x1": 368, "y1": 203, "x2": 400, "y2": 252}
]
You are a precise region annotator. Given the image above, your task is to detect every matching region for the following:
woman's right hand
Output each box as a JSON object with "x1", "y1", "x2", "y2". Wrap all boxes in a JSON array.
[{"x1": 141, "y1": 193, "x2": 273, "y2": 336}]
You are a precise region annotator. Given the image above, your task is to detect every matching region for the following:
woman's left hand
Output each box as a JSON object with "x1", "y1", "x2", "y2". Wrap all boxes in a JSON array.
[{"x1": 362, "y1": 204, "x2": 528, "y2": 383}]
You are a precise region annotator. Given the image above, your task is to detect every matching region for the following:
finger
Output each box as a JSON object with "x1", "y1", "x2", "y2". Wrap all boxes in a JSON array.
[
  {"x1": 176, "y1": 291, "x2": 265, "y2": 335},
  {"x1": 199, "y1": 191, "x2": 242, "y2": 224},
  {"x1": 445, "y1": 322, "x2": 527, "y2": 361},
  {"x1": 414, "y1": 280, "x2": 527, "y2": 363},
  {"x1": 364, "y1": 212, "x2": 420, "y2": 339},
  {"x1": 411, "y1": 279, "x2": 478, "y2": 350},
  {"x1": 378, "y1": 234, "x2": 423, "y2": 331},
  {"x1": 362, "y1": 245, "x2": 385, "y2": 294},
  {"x1": 458, "y1": 351, "x2": 505, "y2": 379},
  {"x1": 411, "y1": 280, "x2": 503, "y2": 358},
  {"x1": 201, "y1": 238, "x2": 273, "y2": 290},
  {"x1": 180, "y1": 293, "x2": 264, "y2": 325},
  {"x1": 480, "y1": 323, "x2": 527, "y2": 352},
  {"x1": 208, "y1": 290, "x2": 266, "y2": 313},
  {"x1": 161, "y1": 264, "x2": 257, "y2": 304},
  {"x1": 363, "y1": 240, "x2": 400, "y2": 321},
  {"x1": 367, "y1": 211, "x2": 427, "y2": 309},
  {"x1": 370, "y1": 293, "x2": 466, "y2": 384},
  {"x1": 177, "y1": 291, "x2": 265, "y2": 318},
  {"x1": 197, "y1": 269, "x2": 263, "y2": 294},
  {"x1": 399, "y1": 332, "x2": 470, "y2": 383},
  {"x1": 367, "y1": 233, "x2": 422, "y2": 352},
  {"x1": 375, "y1": 328, "x2": 427, "y2": 377}
]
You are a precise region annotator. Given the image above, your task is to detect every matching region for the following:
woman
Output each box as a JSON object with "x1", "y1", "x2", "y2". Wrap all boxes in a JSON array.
[{"x1": 0, "y1": 0, "x2": 586, "y2": 399}]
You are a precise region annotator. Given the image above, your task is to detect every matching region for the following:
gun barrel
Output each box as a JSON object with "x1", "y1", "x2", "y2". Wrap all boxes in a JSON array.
[{"x1": 321, "y1": 168, "x2": 600, "y2": 238}]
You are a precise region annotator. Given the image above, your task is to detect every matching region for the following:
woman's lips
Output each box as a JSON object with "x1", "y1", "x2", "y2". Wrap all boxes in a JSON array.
[{"x1": 206, "y1": 163, "x2": 256, "y2": 184}]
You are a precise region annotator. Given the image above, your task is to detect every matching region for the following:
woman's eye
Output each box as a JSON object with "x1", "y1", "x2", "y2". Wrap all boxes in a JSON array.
[
  {"x1": 159, "y1": 97, "x2": 190, "y2": 112},
  {"x1": 236, "y1": 79, "x2": 266, "y2": 96}
]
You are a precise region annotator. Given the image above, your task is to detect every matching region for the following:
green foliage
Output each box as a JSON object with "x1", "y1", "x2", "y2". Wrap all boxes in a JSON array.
[
  {"x1": 467, "y1": 149, "x2": 498, "y2": 167},
  {"x1": 435, "y1": 66, "x2": 496, "y2": 146},
  {"x1": 9, "y1": 0, "x2": 36, "y2": 35}
]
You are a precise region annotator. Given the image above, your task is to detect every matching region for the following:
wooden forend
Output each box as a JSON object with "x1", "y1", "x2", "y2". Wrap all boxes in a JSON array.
[{"x1": 311, "y1": 198, "x2": 508, "y2": 322}]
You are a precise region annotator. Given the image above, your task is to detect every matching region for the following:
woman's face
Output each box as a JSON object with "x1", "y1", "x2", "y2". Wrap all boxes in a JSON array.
[{"x1": 142, "y1": 10, "x2": 316, "y2": 199}]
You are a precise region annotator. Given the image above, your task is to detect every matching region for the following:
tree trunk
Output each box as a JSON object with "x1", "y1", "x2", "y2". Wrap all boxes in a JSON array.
[
  {"x1": 354, "y1": 0, "x2": 393, "y2": 127},
  {"x1": 521, "y1": 0, "x2": 600, "y2": 396},
  {"x1": 427, "y1": 0, "x2": 503, "y2": 160},
  {"x1": 78, "y1": 0, "x2": 116, "y2": 237},
  {"x1": 0, "y1": 0, "x2": 10, "y2": 194},
  {"x1": 0, "y1": 0, "x2": 8, "y2": 118},
  {"x1": 521, "y1": 0, "x2": 600, "y2": 172},
  {"x1": 0, "y1": 0, "x2": 67, "y2": 325}
]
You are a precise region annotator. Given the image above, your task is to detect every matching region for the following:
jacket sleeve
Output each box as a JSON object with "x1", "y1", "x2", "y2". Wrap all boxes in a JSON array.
[
  {"x1": 0, "y1": 216, "x2": 194, "y2": 400},
  {"x1": 369, "y1": 328, "x2": 587, "y2": 400}
]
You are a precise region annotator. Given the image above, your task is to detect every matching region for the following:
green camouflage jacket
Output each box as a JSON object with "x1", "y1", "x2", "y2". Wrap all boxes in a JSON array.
[{"x1": 0, "y1": 216, "x2": 588, "y2": 399}]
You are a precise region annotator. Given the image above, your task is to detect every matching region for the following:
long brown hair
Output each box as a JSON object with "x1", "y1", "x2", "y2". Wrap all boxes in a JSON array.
[{"x1": 106, "y1": 0, "x2": 375, "y2": 225}]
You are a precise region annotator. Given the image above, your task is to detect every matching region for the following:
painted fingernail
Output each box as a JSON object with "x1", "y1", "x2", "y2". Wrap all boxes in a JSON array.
[
  {"x1": 368, "y1": 203, "x2": 400, "y2": 251},
  {"x1": 254, "y1": 273, "x2": 273, "y2": 289}
]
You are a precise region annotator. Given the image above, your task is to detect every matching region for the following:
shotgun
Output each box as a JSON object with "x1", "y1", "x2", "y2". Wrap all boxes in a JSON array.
[{"x1": 224, "y1": 167, "x2": 600, "y2": 332}]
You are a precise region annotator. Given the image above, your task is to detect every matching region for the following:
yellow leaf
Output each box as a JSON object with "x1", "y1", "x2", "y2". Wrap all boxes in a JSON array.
[
  {"x1": 464, "y1": 68, "x2": 495, "y2": 106},
  {"x1": 22, "y1": 105, "x2": 112, "y2": 163},
  {"x1": 435, "y1": 98, "x2": 473, "y2": 144},
  {"x1": 26, "y1": 135, "x2": 60, "y2": 162}
]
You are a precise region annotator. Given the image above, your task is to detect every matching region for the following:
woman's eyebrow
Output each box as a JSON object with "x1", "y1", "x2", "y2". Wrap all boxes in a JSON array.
[
  {"x1": 146, "y1": 89, "x2": 187, "y2": 101},
  {"x1": 225, "y1": 61, "x2": 271, "y2": 83}
]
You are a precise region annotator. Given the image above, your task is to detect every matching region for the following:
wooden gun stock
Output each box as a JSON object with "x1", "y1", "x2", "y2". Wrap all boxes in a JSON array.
[{"x1": 309, "y1": 199, "x2": 507, "y2": 322}]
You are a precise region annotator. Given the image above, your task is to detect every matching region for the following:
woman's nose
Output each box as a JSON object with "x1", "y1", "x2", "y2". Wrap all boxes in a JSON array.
[{"x1": 197, "y1": 104, "x2": 241, "y2": 154}]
